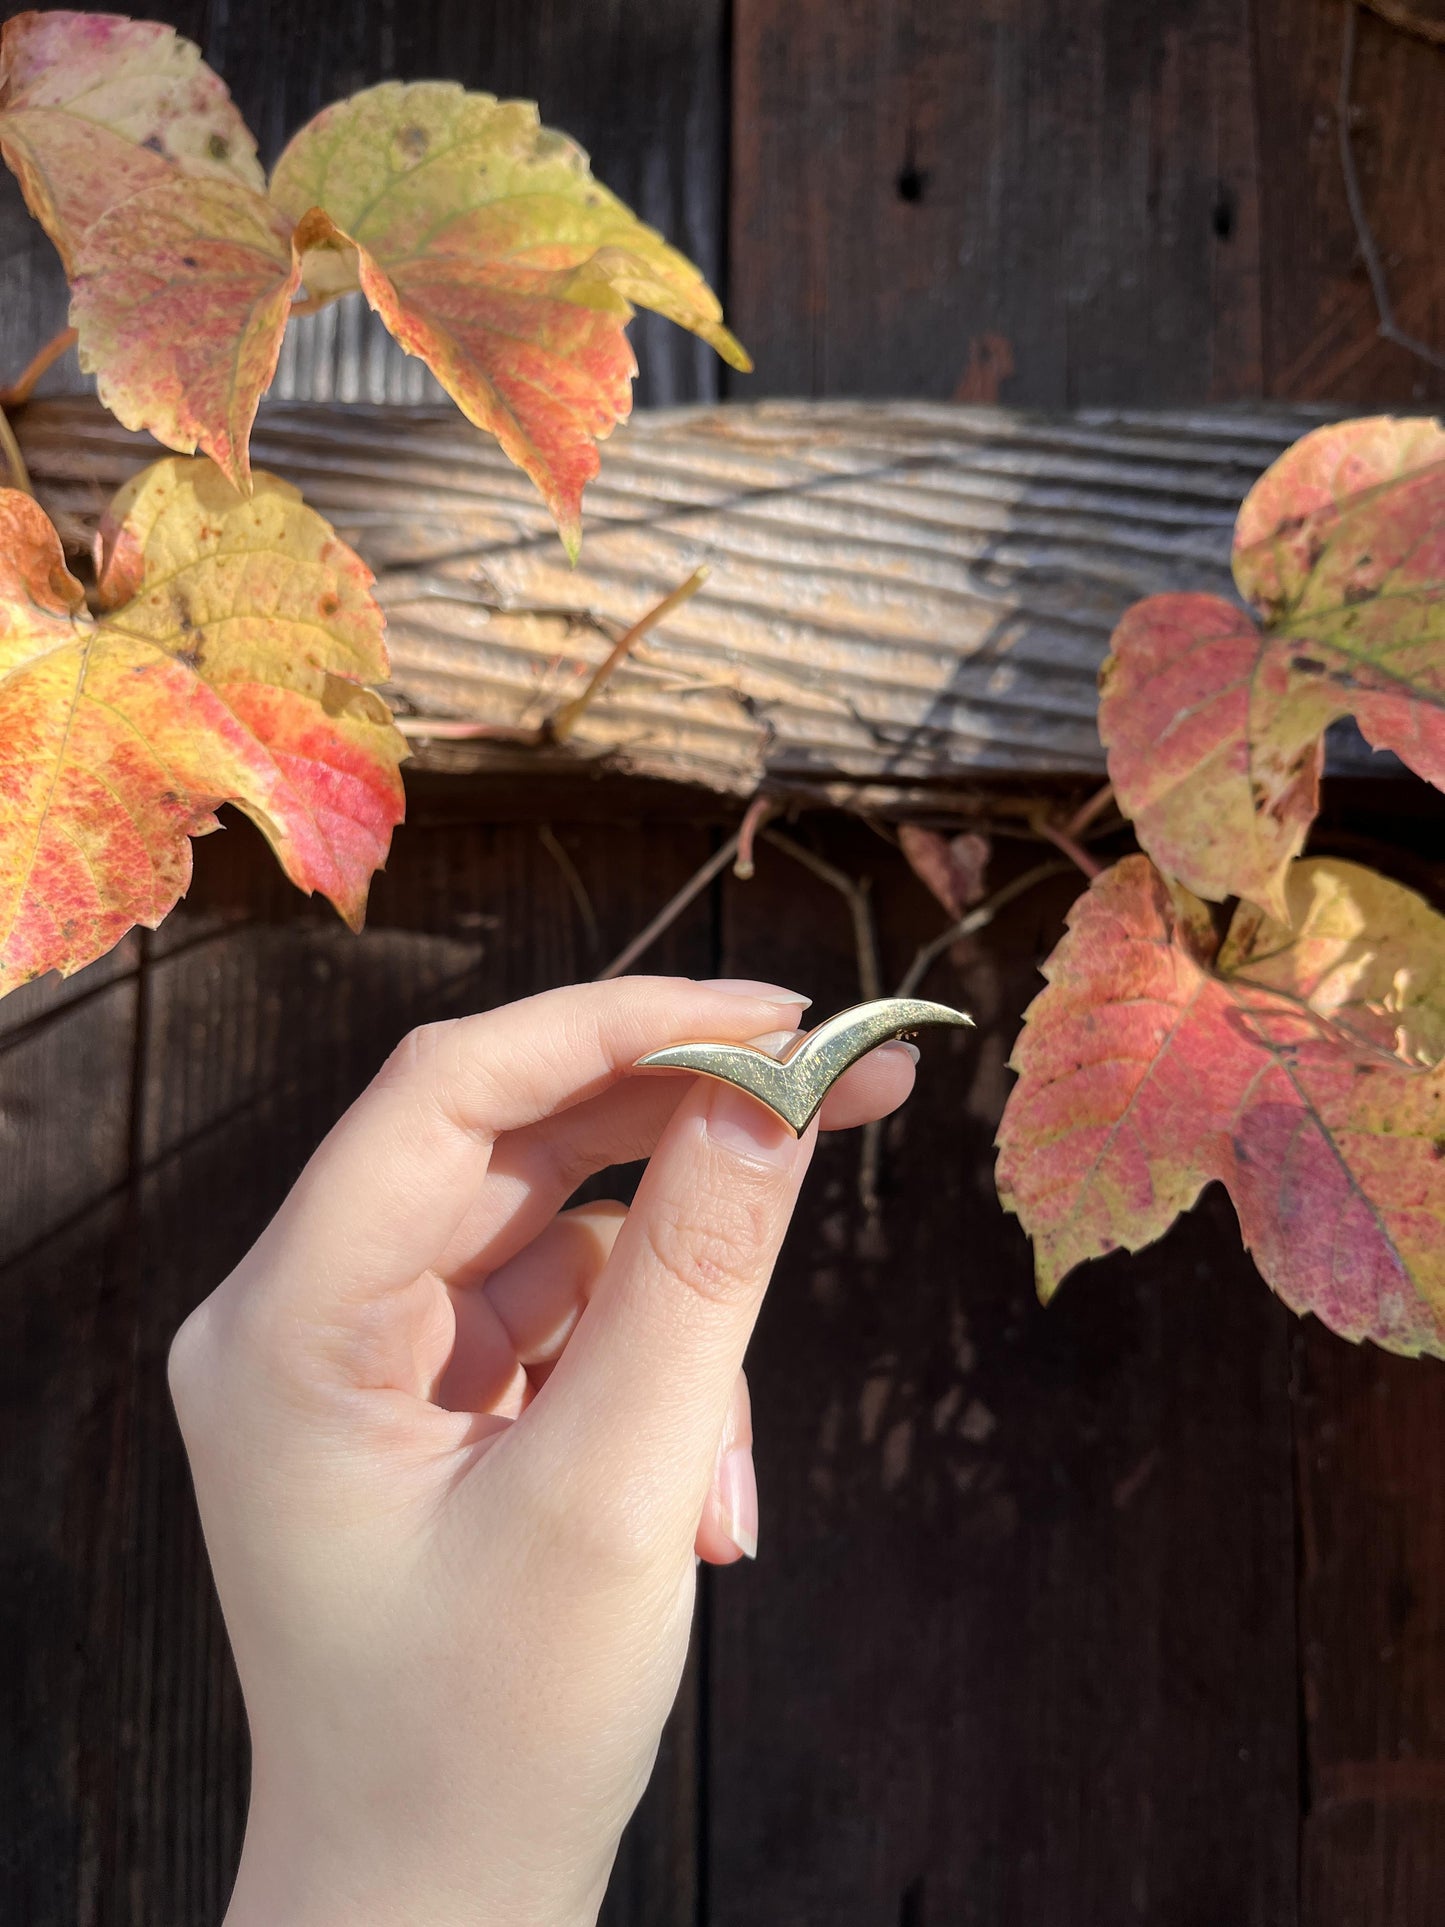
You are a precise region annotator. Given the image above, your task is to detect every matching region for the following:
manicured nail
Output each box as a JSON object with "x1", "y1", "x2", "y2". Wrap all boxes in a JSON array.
[
  {"x1": 717, "y1": 1445, "x2": 759, "y2": 1560},
  {"x1": 881, "y1": 1039, "x2": 921, "y2": 1064},
  {"x1": 700, "y1": 976, "x2": 812, "y2": 1009},
  {"x1": 703, "y1": 1079, "x2": 801, "y2": 1165}
]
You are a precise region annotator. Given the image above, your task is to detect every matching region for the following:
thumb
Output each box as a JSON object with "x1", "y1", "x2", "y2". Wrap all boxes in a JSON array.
[{"x1": 525, "y1": 1074, "x2": 812, "y2": 1554}]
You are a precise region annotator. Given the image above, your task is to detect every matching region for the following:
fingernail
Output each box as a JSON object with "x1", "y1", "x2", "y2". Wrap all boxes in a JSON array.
[
  {"x1": 717, "y1": 1445, "x2": 758, "y2": 1560},
  {"x1": 703, "y1": 1080, "x2": 801, "y2": 1165},
  {"x1": 882, "y1": 1039, "x2": 921, "y2": 1064},
  {"x1": 700, "y1": 976, "x2": 812, "y2": 1010}
]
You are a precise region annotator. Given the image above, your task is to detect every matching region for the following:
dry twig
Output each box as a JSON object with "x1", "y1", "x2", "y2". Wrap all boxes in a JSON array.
[
  {"x1": 733, "y1": 794, "x2": 776, "y2": 880},
  {"x1": 0, "y1": 406, "x2": 32, "y2": 496},
  {"x1": 0, "y1": 326, "x2": 76, "y2": 408},
  {"x1": 895, "y1": 860, "x2": 1075, "y2": 999},
  {"x1": 1337, "y1": 3, "x2": 1445, "y2": 373},
  {"x1": 596, "y1": 830, "x2": 743, "y2": 980},
  {"x1": 538, "y1": 824, "x2": 601, "y2": 964},
  {"x1": 548, "y1": 567, "x2": 708, "y2": 743}
]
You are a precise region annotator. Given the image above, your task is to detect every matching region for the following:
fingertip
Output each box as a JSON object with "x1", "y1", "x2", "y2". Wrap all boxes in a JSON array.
[{"x1": 815, "y1": 1037, "x2": 918, "y2": 1132}]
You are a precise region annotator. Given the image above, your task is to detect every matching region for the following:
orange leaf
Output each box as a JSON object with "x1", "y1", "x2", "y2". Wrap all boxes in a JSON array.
[
  {"x1": 1100, "y1": 417, "x2": 1445, "y2": 912},
  {"x1": 0, "y1": 10, "x2": 263, "y2": 272},
  {"x1": 271, "y1": 84, "x2": 750, "y2": 556},
  {"x1": 0, "y1": 460, "x2": 405, "y2": 993},
  {"x1": 995, "y1": 855, "x2": 1445, "y2": 1357}
]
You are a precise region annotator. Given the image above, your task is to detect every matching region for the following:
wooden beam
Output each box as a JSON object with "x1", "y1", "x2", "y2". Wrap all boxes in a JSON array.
[{"x1": 18, "y1": 396, "x2": 1326, "y2": 812}]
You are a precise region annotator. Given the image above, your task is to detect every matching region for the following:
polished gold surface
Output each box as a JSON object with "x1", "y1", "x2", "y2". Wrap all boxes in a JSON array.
[{"x1": 634, "y1": 997, "x2": 974, "y2": 1134}]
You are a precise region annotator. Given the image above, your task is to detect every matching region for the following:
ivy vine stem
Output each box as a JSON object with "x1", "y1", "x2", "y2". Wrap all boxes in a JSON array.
[
  {"x1": 0, "y1": 325, "x2": 77, "y2": 408},
  {"x1": 0, "y1": 404, "x2": 33, "y2": 496}
]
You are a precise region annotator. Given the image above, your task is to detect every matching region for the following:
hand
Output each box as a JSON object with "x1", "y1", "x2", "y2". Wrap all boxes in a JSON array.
[{"x1": 168, "y1": 976, "x2": 916, "y2": 1927}]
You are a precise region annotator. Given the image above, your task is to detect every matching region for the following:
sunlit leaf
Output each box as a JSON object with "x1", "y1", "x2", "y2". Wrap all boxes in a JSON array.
[
  {"x1": 995, "y1": 854, "x2": 1445, "y2": 1357},
  {"x1": 1100, "y1": 417, "x2": 1445, "y2": 912},
  {"x1": 71, "y1": 176, "x2": 299, "y2": 490},
  {"x1": 0, "y1": 9, "x2": 262, "y2": 272},
  {"x1": 1098, "y1": 593, "x2": 1326, "y2": 915},
  {"x1": 1, "y1": 20, "x2": 747, "y2": 546},
  {"x1": 0, "y1": 460, "x2": 405, "y2": 992},
  {"x1": 271, "y1": 83, "x2": 751, "y2": 555},
  {"x1": 1219, "y1": 858, "x2": 1445, "y2": 1069},
  {"x1": 1232, "y1": 414, "x2": 1445, "y2": 617}
]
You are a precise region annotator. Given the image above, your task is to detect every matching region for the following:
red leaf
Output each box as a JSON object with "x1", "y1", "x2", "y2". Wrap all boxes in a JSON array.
[
  {"x1": 1233, "y1": 414, "x2": 1445, "y2": 618},
  {"x1": 1098, "y1": 593, "x2": 1326, "y2": 914},
  {"x1": 1100, "y1": 417, "x2": 1445, "y2": 912},
  {"x1": 995, "y1": 855, "x2": 1445, "y2": 1357},
  {"x1": 0, "y1": 25, "x2": 748, "y2": 545},
  {"x1": 899, "y1": 825, "x2": 991, "y2": 920}
]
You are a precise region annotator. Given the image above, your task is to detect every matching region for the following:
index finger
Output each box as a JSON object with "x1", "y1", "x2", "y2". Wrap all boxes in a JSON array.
[{"x1": 247, "y1": 976, "x2": 810, "y2": 1313}]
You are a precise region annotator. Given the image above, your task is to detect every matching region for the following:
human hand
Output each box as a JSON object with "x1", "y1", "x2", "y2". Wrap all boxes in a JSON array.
[{"x1": 167, "y1": 976, "x2": 917, "y2": 1927}]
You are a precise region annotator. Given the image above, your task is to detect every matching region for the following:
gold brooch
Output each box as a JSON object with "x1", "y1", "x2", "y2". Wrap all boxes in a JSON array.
[{"x1": 634, "y1": 996, "x2": 973, "y2": 1135}]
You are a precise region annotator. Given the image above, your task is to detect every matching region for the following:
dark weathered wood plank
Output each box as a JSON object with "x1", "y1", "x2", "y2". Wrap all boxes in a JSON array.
[
  {"x1": 728, "y1": 0, "x2": 1264, "y2": 406},
  {"x1": 0, "y1": 938, "x2": 139, "y2": 1269},
  {"x1": 1297, "y1": 1333, "x2": 1445, "y2": 1927},
  {"x1": 1254, "y1": 1, "x2": 1445, "y2": 404},
  {"x1": 0, "y1": 933, "x2": 138, "y2": 1923},
  {"x1": 706, "y1": 829, "x2": 1299, "y2": 1926}
]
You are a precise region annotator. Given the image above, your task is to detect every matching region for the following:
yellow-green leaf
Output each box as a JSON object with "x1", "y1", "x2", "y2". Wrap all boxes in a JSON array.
[
  {"x1": 0, "y1": 460, "x2": 405, "y2": 993},
  {"x1": 271, "y1": 83, "x2": 750, "y2": 554},
  {"x1": 1219, "y1": 858, "x2": 1445, "y2": 1068}
]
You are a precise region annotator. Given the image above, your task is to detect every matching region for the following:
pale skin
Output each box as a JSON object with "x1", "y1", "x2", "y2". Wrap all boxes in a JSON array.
[{"x1": 168, "y1": 975, "x2": 918, "y2": 1927}]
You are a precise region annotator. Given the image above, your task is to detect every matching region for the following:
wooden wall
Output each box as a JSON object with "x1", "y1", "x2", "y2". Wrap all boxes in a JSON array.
[{"x1": 2, "y1": 3, "x2": 1444, "y2": 1923}]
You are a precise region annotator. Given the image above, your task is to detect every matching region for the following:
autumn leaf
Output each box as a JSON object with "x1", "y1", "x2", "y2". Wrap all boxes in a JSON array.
[
  {"x1": 1098, "y1": 593, "x2": 1326, "y2": 916},
  {"x1": 1219, "y1": 858, "x2": 1445, "y2": 1069},
  {"x1": 270, "y1": 83, "x2": 752, "y2": 556},
  {"x1": 2, "y1": 22, "x2": 748, "y2": 546},
  {"x1": 71, "y1": 177, "x2": 299, "y2": 489},
  {"x1": 1099, "y1": 417, "x2": 1445, "y2": 913},
  {"x1": 899, "y1": 825, "x2": 991, "y2": 920},
  {"x1": 0, "y1": 10, "x2": 263, "y2": 271},
  {"x1": 0, "y1": 11, "x2": 290, "y2": 490},
  {"x1": 0, "y1": 459, "x2": 405, "y2": 993},
  {"x1": 1232, "y1": 414, "x2": 1445, "y2": 616},
  {"x1": 994, "y1": 854, "x2": 1445, "y2": 1358}
]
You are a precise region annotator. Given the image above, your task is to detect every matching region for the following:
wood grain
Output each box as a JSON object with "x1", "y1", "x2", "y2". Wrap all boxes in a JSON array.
[
  {"x1": 729, "y1": 0, "x2": 1265, "y2": 406},
  {"x1": 1255, "y1": 1, "x2": 1445, "y2": 403},
  {"x1": 17, "y1": 395, "x2": 1327, "y2": 807},
  {"x1": 0, "y1": 934, "x2": 140, "y2": 1922},
  {"x1": 706, "y1": 828, "x2": 1299, "y2": 1926},
  {"x1": 1296, "y1": 1330, "x2": 1445, "y2": 1927}
]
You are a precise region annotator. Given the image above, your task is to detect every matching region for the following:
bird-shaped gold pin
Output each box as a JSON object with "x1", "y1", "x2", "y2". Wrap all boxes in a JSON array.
[{"x1": 634, "y1": 996, "x2": 974, "y2": 1134}]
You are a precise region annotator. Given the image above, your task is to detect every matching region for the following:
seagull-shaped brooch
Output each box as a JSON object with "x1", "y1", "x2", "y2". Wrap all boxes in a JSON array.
[{"x1": 634, "y1": 996, "x2": 974, "y2": 1135}]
